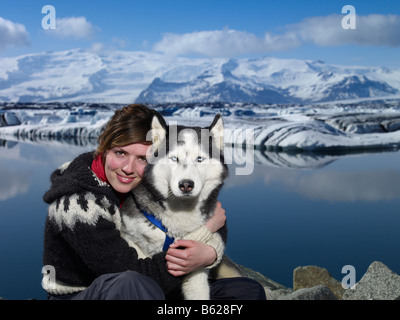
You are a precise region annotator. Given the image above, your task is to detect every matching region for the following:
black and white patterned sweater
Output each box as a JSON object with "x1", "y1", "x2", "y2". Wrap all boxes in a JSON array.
[{"x1": 42, "y1": 152, "x2": 183, "y2": 296}]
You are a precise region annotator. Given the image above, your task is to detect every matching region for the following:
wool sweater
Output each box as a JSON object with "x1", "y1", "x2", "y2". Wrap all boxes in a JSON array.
[{"x1": 42, "y1": 152, "x2": 183, "y2": 295}]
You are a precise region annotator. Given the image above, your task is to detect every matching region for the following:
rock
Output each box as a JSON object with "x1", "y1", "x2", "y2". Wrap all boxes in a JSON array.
[
  {"x1": 267, "y1": 288, "x2": 294, "y2": 300},
  {"x1": 342, "y1": 261, "x2": 400, "y2": 300},
  {"x1": 215, "y1": 255, "x2": 289, "y2": 300},
  {"x1": 293, "y1": 265, "x2": 345, "y2": 299},
  {"x1": 277, "y1": 285, "x2": 338, "y2": 300},
  {"x1": 235, "y1": 263, "x2": 288, "y2": 291},
  {"x1": 235, "y1": 264, "x2": 293, "y2": 300},
  {"x1": 216, "y1": 258, "x2": 400, "y2": 300}
]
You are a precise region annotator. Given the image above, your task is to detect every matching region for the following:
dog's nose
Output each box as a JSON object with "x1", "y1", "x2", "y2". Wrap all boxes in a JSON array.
[{"x1": 179, "y1": 180, "x2": 194, "y2": 193}]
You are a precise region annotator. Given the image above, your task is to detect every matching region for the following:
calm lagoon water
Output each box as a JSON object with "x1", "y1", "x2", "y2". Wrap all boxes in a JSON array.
[{"x1": 1, "y1": 139, "x2": 400, "y2": 299}]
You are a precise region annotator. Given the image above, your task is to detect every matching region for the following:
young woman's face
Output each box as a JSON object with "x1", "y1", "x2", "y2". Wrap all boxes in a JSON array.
[{"x1": 104, "y1": 143, "x2": 151, "y2": 194}]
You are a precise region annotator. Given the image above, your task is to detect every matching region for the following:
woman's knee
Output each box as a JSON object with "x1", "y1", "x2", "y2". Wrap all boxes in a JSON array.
[
  {"x1": 77, "y1": 271, "x2": 165, "y2": 300},
  {"x1": 112, "y1": 271, "x2": 165, "y2": 300},
  {"x1": 210, "y1": 277, "x2": 266, "y2": 300}
]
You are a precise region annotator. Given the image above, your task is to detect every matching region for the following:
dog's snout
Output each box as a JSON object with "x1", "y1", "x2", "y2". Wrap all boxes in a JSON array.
[{"x1": 179, "y1": 180, "x2": 194, "y2": 193}]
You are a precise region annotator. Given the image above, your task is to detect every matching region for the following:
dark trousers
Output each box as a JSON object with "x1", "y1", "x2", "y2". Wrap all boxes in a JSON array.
[{"x1": 48, "y1": 271, "x2": 266, "y2": 300}]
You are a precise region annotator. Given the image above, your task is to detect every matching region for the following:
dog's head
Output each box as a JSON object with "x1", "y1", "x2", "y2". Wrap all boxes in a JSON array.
[{"x1": 145, "y1": 114, "x2": 228, "y2": 200}]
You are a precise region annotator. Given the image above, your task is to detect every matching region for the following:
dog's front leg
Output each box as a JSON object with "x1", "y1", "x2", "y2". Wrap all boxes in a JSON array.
[{"x1": 182, "y1": 269, "x2": 210, "y2": 300}]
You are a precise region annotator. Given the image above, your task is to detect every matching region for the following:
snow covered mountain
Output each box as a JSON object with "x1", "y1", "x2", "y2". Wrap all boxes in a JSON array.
[{"x1": 0, "y1": 48, "x2": 399, "y2": 104}]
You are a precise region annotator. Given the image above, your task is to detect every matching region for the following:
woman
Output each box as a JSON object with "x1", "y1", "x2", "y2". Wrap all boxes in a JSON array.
[{"x1": 42, "y1": 104, "x2": 265, "y2": 300}]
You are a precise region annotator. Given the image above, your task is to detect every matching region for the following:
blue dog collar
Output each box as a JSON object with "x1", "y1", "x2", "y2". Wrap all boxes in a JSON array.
[{"x1": 141, "y1": 210, "x2": 175, "y2": 251}]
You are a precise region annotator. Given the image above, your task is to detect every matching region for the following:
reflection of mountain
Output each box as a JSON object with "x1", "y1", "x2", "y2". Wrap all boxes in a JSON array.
[
  {"x1": 3, "y1": 134, "x2": 397, "y2": 172},
  {"x1": 226, "y1": 152, "x2": 400, "y2": 202},
  {"x1": 292, "y1": 169, "x2": 400, "y2": 201},
  {"x1": 255, "y1": 149, "x2": 338, "y2": 169}
]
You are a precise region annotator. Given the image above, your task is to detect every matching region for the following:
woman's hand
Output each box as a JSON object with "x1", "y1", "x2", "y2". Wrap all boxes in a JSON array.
[
  {"x1": 165, "y1": 240, "x2": 217, "y2": 277},
  {"x1": 165, "y1": 201, "x2": 225, "y2": 276},
  {"x1": 205, "y1": 201, "x2": 226, "y2": 233}
]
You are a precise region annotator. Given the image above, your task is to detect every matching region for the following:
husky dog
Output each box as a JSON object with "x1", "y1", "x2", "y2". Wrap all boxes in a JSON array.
[{"x1": 121, "y1": 113, "x2": 228, "y2": 300}]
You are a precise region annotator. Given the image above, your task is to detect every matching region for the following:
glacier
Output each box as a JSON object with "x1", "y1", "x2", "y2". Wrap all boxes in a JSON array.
[{"x1": 1, "y1": 101, "x2": 400, "y2": 160}]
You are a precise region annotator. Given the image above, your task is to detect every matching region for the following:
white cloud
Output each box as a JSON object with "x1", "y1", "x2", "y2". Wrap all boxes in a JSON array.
[
  {"x1": 89, "y1": 38, "x2": 127, "y2": 54},
  {"x1": 90, "y1": 42, "x2": 105, "y2": 53},
  {"x1": 112, "y1": 37, "x2": 127, "y2": 49},
  {"x1": 292, "y1": 14, "x2": 400, "y2": 47},
  {"x1": 0, "y1": 17, "x2": 29, "y2": 51},
  {"x1": 49, "y1": 16, "x2": 97, "y2": 39},
  {"x1": 153, "y1": 14, "x2": 400, "y2": 57},
  {"x1": 153, "y1": 28, "x2": 299, "y2": 57}
]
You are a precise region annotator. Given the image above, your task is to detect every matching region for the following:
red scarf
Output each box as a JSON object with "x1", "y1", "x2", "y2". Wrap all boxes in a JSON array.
[
  {"x1": 91, "y1": 153, "x2": 108, "y2": 183},
  {"x1": 91, "y1": 153, "x2": 127, "y2": 207}
]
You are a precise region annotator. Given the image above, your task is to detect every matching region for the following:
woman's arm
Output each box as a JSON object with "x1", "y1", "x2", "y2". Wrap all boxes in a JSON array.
[
  {"x1": 46, "y1": 200, "x2": 182, "y2": 294},
  {"x1": 205, "y1": 201, "x2": 226, "y2": 233}
]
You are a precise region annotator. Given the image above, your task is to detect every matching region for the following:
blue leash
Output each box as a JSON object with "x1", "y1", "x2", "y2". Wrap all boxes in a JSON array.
[{"x1": 142, "y1": 210, "x2": 175, "y2": 251}]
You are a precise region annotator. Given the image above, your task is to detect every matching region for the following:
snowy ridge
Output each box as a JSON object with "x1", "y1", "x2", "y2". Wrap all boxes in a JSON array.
[{"x1": 0, "y1": 49, "x2": 400, "y2": 104}]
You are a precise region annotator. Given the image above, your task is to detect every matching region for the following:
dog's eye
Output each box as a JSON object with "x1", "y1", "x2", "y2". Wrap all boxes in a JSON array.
[
  {"x1": 197, "y1": 156, "x2": 204, "y2": 162},
  {"x1": 170, "y1": 156, "x2": 178, "y2": 162}
]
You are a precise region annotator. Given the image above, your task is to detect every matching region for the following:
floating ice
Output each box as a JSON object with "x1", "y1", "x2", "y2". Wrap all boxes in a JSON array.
[{"x1": 1, "y1": 101, "x2": 400, "y2": 153}]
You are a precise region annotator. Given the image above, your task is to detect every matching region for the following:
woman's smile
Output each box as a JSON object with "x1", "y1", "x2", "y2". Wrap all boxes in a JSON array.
[{"x1": 116, "y1": 173, "x2": 136, "y2": 184}]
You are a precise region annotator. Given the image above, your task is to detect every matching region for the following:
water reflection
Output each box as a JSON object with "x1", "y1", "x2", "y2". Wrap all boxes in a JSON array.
[
  {"x1": 2, "y1": 137, "x2": 400, "y2": 203},
  {"x1": 225, "y1": 160, "x2": 400, "y2": 202},
  {"x1": 0, "y1": 163, "x2": 31, "y2": 201},
  {"x1": 2, "y1": 136, "x2": 393, "y2": 170},
  {"x1": 0, "y1": 138, "x2": 95, "y2": 167}
]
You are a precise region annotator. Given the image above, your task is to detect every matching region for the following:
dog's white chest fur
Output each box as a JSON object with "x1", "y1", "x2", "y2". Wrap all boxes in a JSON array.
[
  {"x1": 120, "y1": 195, "x2": 207, "y2": 257},
  {"x1": 121, "y1": 197, "x2": 166, "y2": 258}
]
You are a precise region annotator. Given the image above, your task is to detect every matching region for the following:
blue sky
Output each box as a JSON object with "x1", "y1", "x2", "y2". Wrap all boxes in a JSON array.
[{"x1": 0, "y1": 0, "x2": 399, "y2": 67}]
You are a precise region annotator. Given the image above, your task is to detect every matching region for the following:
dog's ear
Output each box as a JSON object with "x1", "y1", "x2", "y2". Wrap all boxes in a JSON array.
[
  {"x1": 209, "y1": 114, "x2": 224, "y2": 150},
  {"x1": 149, "y1": 114, "x2": 167, "y2": 149}
]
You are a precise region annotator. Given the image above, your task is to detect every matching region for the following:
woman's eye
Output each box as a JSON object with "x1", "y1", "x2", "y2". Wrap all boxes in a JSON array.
[
  {"x1": 115, "y1": 150, "x2": 125, "y2": 156},
  {"x1": 139, "y1": 157, "x2": 147, "y2": 163}
]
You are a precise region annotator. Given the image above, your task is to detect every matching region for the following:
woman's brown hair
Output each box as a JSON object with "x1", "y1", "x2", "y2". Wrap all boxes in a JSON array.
[{"x1": 94, "y1": 104, "x2": 158, "y2": 162}]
